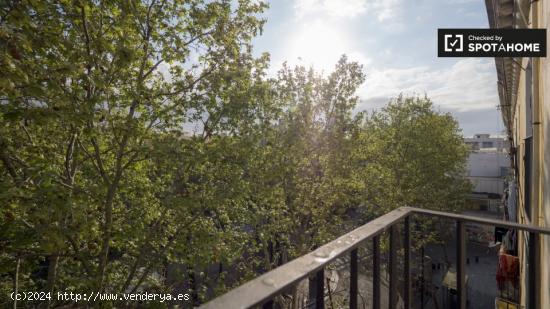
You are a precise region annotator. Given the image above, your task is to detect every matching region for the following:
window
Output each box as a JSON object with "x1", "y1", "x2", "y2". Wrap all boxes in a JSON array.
[
  {"x1": 524, "y1": 137, "x2": 532, "y2": 220},
  {"x1": 525, "y1": 59, "x2": 533, "y2": 138},
  {"x1": 482, "y1": 141, "x2": 493, "y2": 148},
  {"x1": 523, "y1": 59, "x2": 533, "y2": 221}
]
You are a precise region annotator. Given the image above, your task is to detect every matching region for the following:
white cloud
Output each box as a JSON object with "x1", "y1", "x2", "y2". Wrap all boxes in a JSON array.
[
  {"x1": 274, "y1": 0, "x2": 401, "y2": 75},
  {"x1": 358, "y1": 58, "x2": 498, "y2": 112},
  {"x1": 294, "y1": 0, "x2": 367, "y2": 19},
  {"x1": 293, "y1": 0, "x2": 402, "y2": 22},
  {"x1": 369, "y1": 0, "x2": 401, "y2": 22},
  {"x1": 274, "y1": 0, "x2": 405, "y2": 75},
  {"x1": 447, "y1": 0, "x2": 478, "y2": 3}
]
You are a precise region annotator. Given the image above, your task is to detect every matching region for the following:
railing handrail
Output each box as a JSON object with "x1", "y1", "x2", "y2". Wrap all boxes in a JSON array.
[
  {"x1": 410, "y1": 207, "x2": 550, "y2": 235},
  {"x1": 199, "y1": 206, "x2": 550, "y2": 308}
]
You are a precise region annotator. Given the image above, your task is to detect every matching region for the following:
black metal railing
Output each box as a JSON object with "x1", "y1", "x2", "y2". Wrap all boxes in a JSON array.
[{"x1": 199, "y1": 207, "x2": 550, "y2": 309}]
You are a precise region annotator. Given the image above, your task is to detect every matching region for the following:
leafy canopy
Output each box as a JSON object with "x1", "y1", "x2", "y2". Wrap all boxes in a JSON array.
[{"x1": 1, "y1": 0, "x2": 471, "y2": 306}]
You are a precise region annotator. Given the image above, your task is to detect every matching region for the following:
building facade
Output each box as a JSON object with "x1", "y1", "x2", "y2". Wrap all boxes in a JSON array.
[
  {"x1": 465, "y1": 133, "x2": 510, "y2": 152},
  {"x1": 465, "y1": 134, "x2": 510, "y2": 201},
  {"x1": 485, "y1": 0, "x2": 550, "y2": 308}
]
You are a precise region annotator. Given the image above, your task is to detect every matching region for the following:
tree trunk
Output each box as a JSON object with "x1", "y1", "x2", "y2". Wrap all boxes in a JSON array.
[
  {"x1": 13, "y1": 257, "x2": 20, "y2": 309},
  {"x1": 45, "y1": 254, "x2": 59, "y2": 308},
  {"x1": 188, "y1": 268, "x2": 199, "y2": 305},
  {"x1": 97, "y1": 185, "x2": 117, "y2": 290}
]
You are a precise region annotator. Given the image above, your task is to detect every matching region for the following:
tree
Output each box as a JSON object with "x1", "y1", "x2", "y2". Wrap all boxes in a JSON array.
[
  {"x1": 281, "y1": 56, "x2": 365, "y2": 251},
  {"x1": 353, "y1": 95, "x2": 472, "y2": 245},
  {"x1": 1, "y1": 0, "x2": 472, "y2": 305},
  {"x1": 1, "y1": 0, "x2": 269, "y2": 306}
]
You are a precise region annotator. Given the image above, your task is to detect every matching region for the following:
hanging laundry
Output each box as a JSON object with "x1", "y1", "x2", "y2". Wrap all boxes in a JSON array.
[{"x1": 496, "y1": 252, "x2": 519, "y2": 290}]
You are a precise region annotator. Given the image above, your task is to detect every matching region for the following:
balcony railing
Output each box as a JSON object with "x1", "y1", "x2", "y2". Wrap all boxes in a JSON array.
[{"x1": 199, "y1": 207, "x2": 550, "y2": 309}]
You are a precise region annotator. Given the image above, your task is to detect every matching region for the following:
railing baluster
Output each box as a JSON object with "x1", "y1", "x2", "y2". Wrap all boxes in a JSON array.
[
  {"x1": 404, "y1": 216, "x2": 411, "y2": 309},
  {"x1": 389, "y1": 225, "x2": 398, "y2": 309},
  {"x1": 373, "y1": 235, "x2": 380, "y2": 309},
  {"x1": 261, "y1": 299, "x2": 274, "y2": 309},
  {"x1": 315, "y1": 268, "x2": 324, "y2": 309},
  {"x1": 350, "y1": 249, "x2": 358, "y2": 309},
  {"x1": 528, "y1": 231, "x2": 539, "y2": 309},
  {"x1": 457, "y1": 220, "x2": 466, "y2": 309},
  {"x1": 421, "y1": 246, "x2": 425, "y2": 309}
]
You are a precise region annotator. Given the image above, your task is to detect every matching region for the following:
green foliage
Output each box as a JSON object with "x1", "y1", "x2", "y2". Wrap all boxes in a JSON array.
[
  {"x1": 353, "y1": 95, "x2": 472, "y2": 245},
  {"x1": 1, "y1": 0, "x2": 470, "y2": 306},
  {"x1": 1, "y1": 0, "x2": 270, "y2": 306},
  {"x1": 355, "y1": 95, "x2": 471, "y2": 214}
]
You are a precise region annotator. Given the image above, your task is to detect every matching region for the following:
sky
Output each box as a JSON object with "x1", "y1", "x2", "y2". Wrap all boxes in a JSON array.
[{"x1": 251, "y1": 0, "x2": 506, "y2": 137}]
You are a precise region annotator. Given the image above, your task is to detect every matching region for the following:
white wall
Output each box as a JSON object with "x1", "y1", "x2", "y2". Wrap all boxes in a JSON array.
[
  {"x1": 466, "y1": 151, "x2": 510, "y2": 195},
  {"x1": 467, "y1": 151, "x2": 509, "y2": 177},
  {"x1": 467, "y1": 176, "x2": 505, "y2": 194}
]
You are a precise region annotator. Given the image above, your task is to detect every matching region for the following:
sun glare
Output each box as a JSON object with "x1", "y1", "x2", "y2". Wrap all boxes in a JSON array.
[{"x1": 286, "y1": 20, "x2": 350, "y2": 74}]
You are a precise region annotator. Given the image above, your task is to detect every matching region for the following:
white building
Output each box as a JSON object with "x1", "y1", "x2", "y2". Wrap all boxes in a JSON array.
[
  {"x1": 465, "y1": 134, "x2": 510, "y2": 212},
  {"x1": 467, "y1": 150, "x2": 510, "y2": 195},
  {"x1": 464, "y1": 133, "x2": 509, "y2": 152}
]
